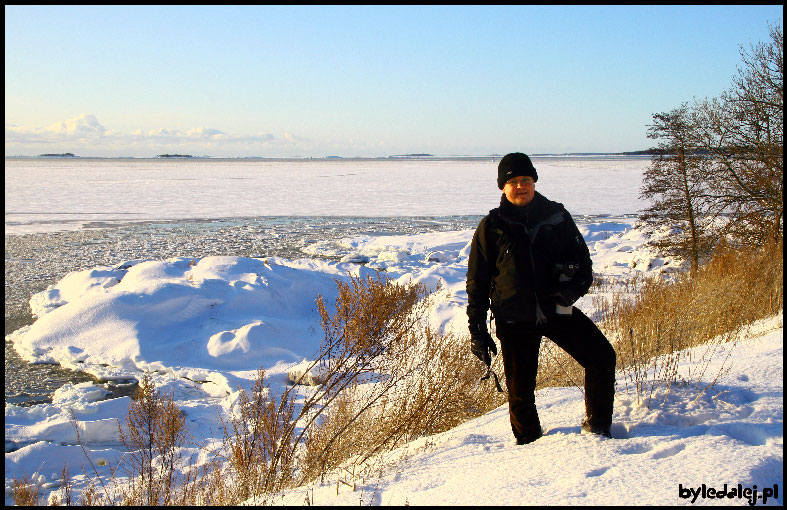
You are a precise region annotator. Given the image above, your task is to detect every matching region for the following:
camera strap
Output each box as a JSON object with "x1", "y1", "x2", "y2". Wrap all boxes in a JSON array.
[{"x1": 481, "y1": 366, "x2": 504, "y2": 393}]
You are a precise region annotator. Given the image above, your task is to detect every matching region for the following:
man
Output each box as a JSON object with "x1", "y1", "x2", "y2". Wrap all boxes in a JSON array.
[{"x1": 466, "y1": 152, "x2": 616, "y2": 444}]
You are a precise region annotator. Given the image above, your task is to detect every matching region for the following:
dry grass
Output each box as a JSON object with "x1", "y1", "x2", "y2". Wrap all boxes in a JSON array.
[
  {"x1": 296, "y1": 272, "x2": 506, "y2": 486},
  {"x1": 595, "y1": 240, "x2": 783, "y2": 407},
  {"x1": 165, "y1": 271, "x2": 503, "y2": 504},
  {"x1": 116, "y1": 372, "x2": 190, "y2": 505},
  {"x1": 12, "y1": 475, "x2": 42, "y2": 506},
  {"x1": 219, "y1": 367, "x2": 297, "y2": 501},
  {"x1": 525, "y1": 241, "x2": 783, "y2": 404}
]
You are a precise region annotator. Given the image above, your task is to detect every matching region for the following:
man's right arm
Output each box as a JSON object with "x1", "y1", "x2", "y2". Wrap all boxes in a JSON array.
[{"x1": 466, "y1": 218, "x2": 493, "y2": 327}]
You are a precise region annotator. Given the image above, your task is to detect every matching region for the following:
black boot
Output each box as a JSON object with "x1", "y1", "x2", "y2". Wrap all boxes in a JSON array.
[
  {"x1": 514, "y1": 424, "x2": 543, "y2": 445},
  {"x1": 581, "y1": 419, "x2": 611, "y2": 438}
]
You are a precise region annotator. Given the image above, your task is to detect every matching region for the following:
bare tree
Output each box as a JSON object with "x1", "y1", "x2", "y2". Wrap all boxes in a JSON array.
[
  {"x1": 639, "y1": 104, "x2": 718, "y2": 272},
  {"x1": 693, "y1": 23, "x2": 783, "y2": 246},
  {"x1": 641, "y1": 23, "x2": 783, "y2": 255}
]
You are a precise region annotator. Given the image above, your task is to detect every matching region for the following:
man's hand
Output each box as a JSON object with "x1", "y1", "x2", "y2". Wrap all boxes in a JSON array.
[
  {"x1": 470, "y1": 323, "x2": 497, "y2": 366},
  {"x1": 550, "y1": 283, "x2": 581, "y2": 307}
]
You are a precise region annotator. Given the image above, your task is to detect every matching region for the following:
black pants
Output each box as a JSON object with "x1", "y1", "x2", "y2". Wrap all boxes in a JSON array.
[{"x1": 495, "y1": 307, "x2": 616, "y2": 442}]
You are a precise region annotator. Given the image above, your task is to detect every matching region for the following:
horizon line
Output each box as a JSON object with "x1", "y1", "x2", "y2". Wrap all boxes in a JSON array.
[{"x1": 5, "y1": 151, "x2": 655, "y2": 160}]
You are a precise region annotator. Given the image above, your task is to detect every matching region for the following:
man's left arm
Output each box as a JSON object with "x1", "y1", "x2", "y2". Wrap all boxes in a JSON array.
[{"x1": 554, "y1": 211, "x2": 593, "y2": 305}]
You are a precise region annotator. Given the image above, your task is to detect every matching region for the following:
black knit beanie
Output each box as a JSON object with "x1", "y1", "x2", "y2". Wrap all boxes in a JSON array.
[{"x1": 497, "y1": 152, "x2": 538, "y2": 189}]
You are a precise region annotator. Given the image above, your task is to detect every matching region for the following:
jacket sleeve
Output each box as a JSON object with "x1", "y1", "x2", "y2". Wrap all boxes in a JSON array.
[
  {"x1": 466, "y1": 217, "x2": 494, "y2": 327},
  {"x1": 562, "y1": 211, "x2": 593, "y2": 299}
]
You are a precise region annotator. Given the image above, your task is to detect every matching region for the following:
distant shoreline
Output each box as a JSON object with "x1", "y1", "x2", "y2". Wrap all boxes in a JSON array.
[{"x1": 5, "y1": 152, "x2": 654, "y2": 162}]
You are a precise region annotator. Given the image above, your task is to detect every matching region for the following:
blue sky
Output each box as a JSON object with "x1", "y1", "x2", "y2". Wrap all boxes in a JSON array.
[{"x1": 4, "y1": 5, "x2": 782, "y2": 157}]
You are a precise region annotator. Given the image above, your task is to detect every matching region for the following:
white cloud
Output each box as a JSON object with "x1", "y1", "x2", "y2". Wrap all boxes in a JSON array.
[
  {"x1": 282, "y1": 131, "x2": 306, "y2": 143},
  {"x1": 43, "y1": 114, "x2": 107, "y2": 137},
  {"x1": 185, "y1": 127, "x2": 226, "y2": 138},
  {"x1": 5, "y1": 114, "x2": 292, "y2": 156},
  {"x1": 5, "y1": 114, "x2": 430, "y2": 157},
  {"x1": 6, "y1": 114, "x2": 106, "y2": 145}
]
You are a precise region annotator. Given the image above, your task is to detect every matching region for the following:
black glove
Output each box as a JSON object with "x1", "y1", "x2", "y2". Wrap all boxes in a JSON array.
[{"x1": 469, "y1": 323, "x2": 497, "y2": 367}]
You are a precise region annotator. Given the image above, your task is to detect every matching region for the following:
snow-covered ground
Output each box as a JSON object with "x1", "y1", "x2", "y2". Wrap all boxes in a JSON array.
[
  {"x1": 274, "y1": 315, "x2": 784, "y2": 506},
  {"x1": 5, "y1": 220, "x2": 783, "y2": 506}
]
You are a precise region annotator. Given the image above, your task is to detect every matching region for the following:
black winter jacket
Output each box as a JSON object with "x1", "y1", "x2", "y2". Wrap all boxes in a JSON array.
[{"x1": 466, "y1": 192, "x2": 593, "y2": 326}]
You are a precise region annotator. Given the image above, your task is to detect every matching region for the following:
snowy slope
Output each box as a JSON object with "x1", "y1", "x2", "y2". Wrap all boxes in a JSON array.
[{"x1": 5, "y1": 221, "x2": 783, "y2": 506}]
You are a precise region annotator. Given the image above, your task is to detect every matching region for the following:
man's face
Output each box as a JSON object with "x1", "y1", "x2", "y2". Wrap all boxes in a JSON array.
[{"x1": 503, "y1": 176, "x2": 535, "y2": 207}]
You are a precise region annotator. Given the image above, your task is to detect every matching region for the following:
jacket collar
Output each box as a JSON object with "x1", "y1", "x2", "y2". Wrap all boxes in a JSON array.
[
  {"x1": 495, "y1": 192, "x2": 539, "y2": 222},
  {"x1": 492, "y1": 192, "x2": 564, "y2": 229}
]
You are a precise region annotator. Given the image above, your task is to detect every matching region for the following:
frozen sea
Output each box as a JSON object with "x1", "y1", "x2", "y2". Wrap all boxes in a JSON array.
[
  {"x1": 5, "y1": 156, "x2": 647, "y2": 234},
  {"x1": 4, "y1": 156, "x2": 649, "y2": 405}
]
